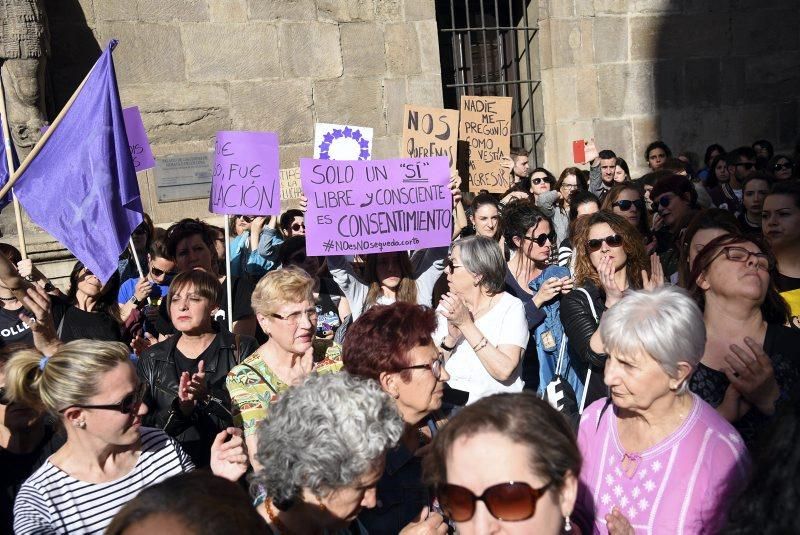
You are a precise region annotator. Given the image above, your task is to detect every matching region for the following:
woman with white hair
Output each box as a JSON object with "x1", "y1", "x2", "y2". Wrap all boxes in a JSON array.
[
  {"x1": 574, "y1": 287, "x2": 749, "y2": 534},
  {"x1": 437, "y1": 235, "x2": 529, "y2": 405},
  {"x1": 253, "y1": 372, "x2": 446, "y2": 534}
]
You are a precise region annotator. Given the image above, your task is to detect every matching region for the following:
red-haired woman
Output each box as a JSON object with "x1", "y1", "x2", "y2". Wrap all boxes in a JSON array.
[{"x1": 343, "y1": 302, "x2": 450, "y2": 534}]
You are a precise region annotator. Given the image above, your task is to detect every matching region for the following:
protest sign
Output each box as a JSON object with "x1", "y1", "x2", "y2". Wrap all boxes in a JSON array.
[
  {"x1": 122, "y1": 107, "x2": 155, "y2": 172},
  {"x1": 209, "y1": 131, "x2": 280, "y2": 215},
  {"x1": 313, "y1": 123, "x2": 373, "y2": 160},
  {"x1": 280, "y1": 167, "x2": 303, "y2": 211},
  {"x1": 402, "y1": 105, "x2": 459, "y2": 177},
  {"x1": 458, "y1": 95, "x2": 512, "y2": 193},
  {"x1": 301, "y1": 156, "x2": 452, "y2": 256}
]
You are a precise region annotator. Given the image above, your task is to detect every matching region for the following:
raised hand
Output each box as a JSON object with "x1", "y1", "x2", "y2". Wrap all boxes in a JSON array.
[
  {"x1": 598, "y1": 256, "x2": 625, "y2": 307},
  {"x1": 18, "y1": 285, "x2": 62, "y2": 356},
  {"x1": 439, "y1": 292, "x2": 472, "y2": 328},
  {"x1": 642, "y1": 253, "x2": 665, "y2": 291},
  {"x1": 723, "y1": 337, "x2": 780, "y2": 415},
  {"x1": 178, "y1": 360, "x2": 208, "y2": 414},
  {"x1": 210, "y1": 427, "x2": 249, "y2": 482},
  {"x1": 584, "y1": 138, "x2": 599, "y2": 164},
  {"x1": 533, "y1": 277, "x2": 564, "y2": 307}
]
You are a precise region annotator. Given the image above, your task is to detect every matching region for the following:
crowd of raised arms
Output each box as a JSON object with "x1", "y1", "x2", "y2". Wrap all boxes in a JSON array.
[{"x1": 1, "y1": 137, "x2": 799, "y2": 535}]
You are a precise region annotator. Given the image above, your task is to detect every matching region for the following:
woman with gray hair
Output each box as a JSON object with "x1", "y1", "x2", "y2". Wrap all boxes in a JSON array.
[
  {"x1": 253, "y1": 372, "x2": 446, "y2": 534},
  {"x1": 573, "y1": 286, "x2": 749, "y2": 535},
  {"x1": 437, "y1": 235, "x2": 529, "y2": 405}
]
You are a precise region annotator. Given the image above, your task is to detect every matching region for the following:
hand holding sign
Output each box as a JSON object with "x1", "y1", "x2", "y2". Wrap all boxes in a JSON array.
[{"x1": 209, "y1": 131, "x2": 280, "y2": 216}]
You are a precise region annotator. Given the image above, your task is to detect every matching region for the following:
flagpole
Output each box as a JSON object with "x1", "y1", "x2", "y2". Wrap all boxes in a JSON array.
[
  {"x1": 224, "y1": 215, "x2": 233, "y2": 332},
  {"x1": 0, "y1": 78, "x2": 28, "y2": 259},
  {"x1": 128, "y1": 237, "x2": 145, "y2": 279}
]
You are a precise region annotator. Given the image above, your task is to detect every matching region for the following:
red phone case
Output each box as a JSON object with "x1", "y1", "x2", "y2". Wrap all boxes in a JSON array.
[{"x1": 572, "y1": 140, "x2": 586, "y2": 164}]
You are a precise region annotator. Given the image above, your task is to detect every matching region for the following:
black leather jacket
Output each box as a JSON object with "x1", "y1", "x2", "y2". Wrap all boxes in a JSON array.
[
  {"x1": 136, "y1": 330, "x2": 258, "y2": 466},
  {"x1": 560, "y1": 281, "x2": 608, "y2": 406}
]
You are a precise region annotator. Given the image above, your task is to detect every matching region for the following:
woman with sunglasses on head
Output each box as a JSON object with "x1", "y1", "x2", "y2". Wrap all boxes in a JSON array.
[
  {"x1": 136, "y1": 270, "x2": 258, "y2": 467},
  {"x1": 7, "y1": 340, "x2": 248, "y2": 534},
  {"x1": 687, "y1": 232, "x2": 800, "y2": 447},
  {"x1": 767, "y1": 154, "x2": 796, "y2": 182},
  {"x1": 536, "y1": 167, "x2": 587, "y2": 247},
  {"x1": 342, "y1": 303, "x2": 450, "y2": 533},
  {"x1": 602, "y1": 183, "x2": 655, "y2": 253},
  {"x1": 424, "y1": 392, "x2": 580, "y2": 534},
  {"x1": 561, "y1": 212, "x2": 663, "y2": 408},
  {"x1": 762, "y1": 182, "x2": 800, "y2": 330},
  {"x1": 228, "y1": 214, "x2": 283, "y2": 280},
  {"x1": 227, "y1": 268, "x2": 343, "y2": 468},
  {"x1": 574, "y1": 287, "x2": 749, "y2": 534}
]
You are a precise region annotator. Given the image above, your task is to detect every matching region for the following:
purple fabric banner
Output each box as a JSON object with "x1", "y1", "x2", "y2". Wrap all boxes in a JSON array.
[
  {"x1": 13, "y1": 40, "x2": 143, "y2": 284},
  {"x1": 122, "y1": 106, "x2": 155, "y2": 172},
  {"x1": 301, "y1": 156, "x2": 452, "y2": 256},
  {"x1": 209, "y1": 131, "x2": 280, "y2": 216}
]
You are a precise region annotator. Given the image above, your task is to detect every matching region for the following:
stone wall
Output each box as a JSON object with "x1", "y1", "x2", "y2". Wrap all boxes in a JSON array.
[{"x1": 537, "y1": 0, "x2": 800, "y2": 175}]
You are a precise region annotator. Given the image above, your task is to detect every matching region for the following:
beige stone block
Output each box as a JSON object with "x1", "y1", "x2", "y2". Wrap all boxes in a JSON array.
[
  {"x1": 540, "y1": 69, "x2": 557, "y2": 127},
  {"x1": 385, "y1": 23, "x2": 422, "y2": 76},
  {"x1": 576, "y1": 65, "x2": 600, "y2": 118},
  {"x1": 597, "y1": 62, "x2": 655, "y2": 117},
  {"x1": 592, "y1": 0, "x2": 631, "y2": 14},
  {"x1": 317, "y1": 0, "x2": 374, "y2": 22},
  {"x1": 375, "y1": 0, "x2": 403, "y2": 22},
  {"x1": 247, "y1": 0, "x2": 316, "y2": 20},
  {"x1": 313, "y1": 77, "x2": 385, "y2": 132},
  {"x1": 634, "y1": 0, "x2": 679, "y2": 11},
  {"x1": 230, "y1": 80, "x2": 314, "y2": 144},
  {"x1": 209, "y1": 0, "x2": 248, "y2": 22},
  {"x1": 404, "y1": 0, "x2": 436, "y2": 21},
  {"x1": 574, "y1": 0, "x2": 595, "y2": 17},
  {"x1": 383, "y1": 78, "x2": 407, "y2": 136},
  {"x1": 341, "y1": 23, "x2": 385, "y2": 77},
  {"x1": 592, "y1": 16, "x2": 627, "y2": 64},
  {"x1": 144, "y1": 108, "x2": 231, "y2": 145},
  {"x1": 538, "y1": 19, "x2": 552, "y2": 71},
  {"x1": 416, "y1": 20, "x2": 441, "y2": 74},
  {"x1": 120, "y1": 82, "x2": 229, "y2": 111},
  {"x1": 279, "y1": 143, "x2": 315, "y2": 168},
  {"x1": 96, "y1": 2, "x2": 137, "y2": 21},
  {"x1": 592, "y1": 118, "x2": 632, "y2": 161},
  {"x1": 549, "y1": 18, "x2": 593, "y2": 69},
  {"x1": 372, "y1": 136, "x2": 403, "y2": 159},
  {"x1": 628, "y1": 16, "x2": 659, "y2": 61},
  {"x1": 138, "y1": 0, "x2": 209, "y2": 21},
  {"x1": 550, "y1": 67, "x2": 578, "y2": 122},
  {"x1": 279, "y1": 22, "x2": 342, "y2": 79},
  {"x1": 183, "y1": 22, "x2": 279, "y2": 81},
  {"x1": 407, "y1": 74, "x2": 443, "y2": 108},
  {"x1": 631, "y1": 116, "x2": 660, "y2": 170},
  {"x1": 548, "y1": 0, "x2": 575, "y2": 18},
  {"x1": 98, "y1": 23, "x2": 185, "y2": 84}
]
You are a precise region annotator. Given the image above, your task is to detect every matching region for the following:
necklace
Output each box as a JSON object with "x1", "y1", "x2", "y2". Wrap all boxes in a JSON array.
[
  {"x1": 0, "y1": 295, "x2": 18, "y2": 301},
  {"x1": 264, "y1": 498, "x2": 295, "y2": 535}
]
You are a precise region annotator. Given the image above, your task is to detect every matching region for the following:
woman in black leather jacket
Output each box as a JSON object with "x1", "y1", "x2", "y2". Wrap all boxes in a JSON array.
[
  {"x1": 137, "y1": 270, "x2": 257, "y2": 467},
  {"x1": 560, "y1": 212, "x2": 663, "y2": 408}
]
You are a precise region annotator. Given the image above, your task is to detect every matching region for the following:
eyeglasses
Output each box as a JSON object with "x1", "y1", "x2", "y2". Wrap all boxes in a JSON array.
[
  {"x1": 291, "y1": 223, "x2": 306, "y2": 231},
  {"x1": 586, "y1": 234, "x2": 623, "y2": 252},
  {"x1": 150, "y1": 266, "x2": 176, "y2": 278},
  {"x1": 561, "y1": 183, "x2": 579, "y2": 190},
  {"x1": 612, "y1": 199, "x2": 644, "y2": 212},
  {"x1": 733, "y1": 162, "x2": 756, "y2": 170},
  {"x1": 269, "y1": 307, "x2": 319, "y2": 326},
  {"x1": 773, "y1": 162, "x2": 794, "y2": 172},
  {"x1": 240, "y1": 216, "x2": 255, "y2": 223},
  {"x1": 445, "y1": 258, "x2": 464, "y2": 273},
  {"x1": 437, "y1": 481, "x2": 553, "y2": 522},
  {"x1": 521, "y1": 232, "x2": 554, "y2": 247},
  {"x1": 531, "y1": 177, "x2": 546, "y2": 185},
  {"x1": 59, "y1": 383, "x2": 147, "y2": 415},
  {"x1": 0, "y1": 386, "x2": 9, "y2": 405},
  {"x1": 650, "y1": 195, "x2": 673, "y2": 213},
  {"x1": 397, "y1": 354, "x2": 445, "y2": 380},
  {"x1": 714, "y1": 246, "x2": 773, "y2": 272}
]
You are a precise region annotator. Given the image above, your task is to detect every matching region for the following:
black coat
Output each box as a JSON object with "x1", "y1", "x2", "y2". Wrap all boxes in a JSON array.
[
  {"x1": 136, "y1": 330, "x2": 258, "y2": 467},
  {"x1": 560, "y1": 281, "x2": 608, "y2": 407}
]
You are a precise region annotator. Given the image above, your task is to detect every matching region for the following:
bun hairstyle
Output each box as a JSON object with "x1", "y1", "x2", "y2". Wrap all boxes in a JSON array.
[{"x1": 4, "y1": 340, "x2": 132, "y2": 417}]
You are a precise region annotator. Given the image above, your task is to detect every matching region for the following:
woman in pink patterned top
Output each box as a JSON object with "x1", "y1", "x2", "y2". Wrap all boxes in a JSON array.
[{"x1": 574, "y1": 287, "x2": 750, "y2": 534}]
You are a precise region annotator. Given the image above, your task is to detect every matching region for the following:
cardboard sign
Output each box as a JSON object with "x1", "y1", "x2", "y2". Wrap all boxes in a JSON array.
[
  {"x1": 401, "y1": 105, "x2": 459, "y2": 177},
  {"x1": 301, "y1": 156, "x2": 452, "y2": 256},
  {"x1": 458, "y1": 95, "x2": 513, "y2": 193},
  {"x1": 280, "y1": 167, "x2": 303, "y2": 211},
  {"x1": 122, "y1": 107, "x2": 155, "y2": 172},
  {"x1": 209, "y1": 131, "x2": 280, "y2": 216},
  {"x1": 313, "y1": 123, "x2": 373, "y2": 160}
]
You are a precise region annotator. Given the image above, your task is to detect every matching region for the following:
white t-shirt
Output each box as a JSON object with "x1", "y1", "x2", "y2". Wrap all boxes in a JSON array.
[{"x1": 436, "y1": 292, "x2": 529, "y2": 404}]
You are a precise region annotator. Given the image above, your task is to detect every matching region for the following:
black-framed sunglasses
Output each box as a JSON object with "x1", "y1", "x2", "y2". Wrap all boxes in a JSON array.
[
  {"x1": 522, "y1": 232, "x2": 554, "y2": 247},
  {"x1": 150, "y1": 266, "x2": 176, "y2": 278},
  {"x1": 773, "y1": 162, "x2": 794, "y2": 172},
  {"x1": 612, "y1": 199, "x2": 644, "y2": 212},
  {"x1": 397, "y1": 354, "x2": 445, "y2": 380},
  {"x1": 291, "y1": 222, "x2": 306, "y2": 231},
  {"x1": 445, "y1": 258, "x2": 464, "y2": 273},
  {"x1": 650, "y1": 195, "x2": 673, "y2": 213},
  {"x1": 531, "y1": 177, "x2": 546, "y2": 185},
  {"x1": 239, "y1": 216, "x2": 255, "y2": 223},
  {"x1": 714, "y1": 246, "x2": 773, "y2": 272},
  {"x1": 437, "y1": 481, "x2": 553, "y2": 522},
  {"x1": 586, "y1": 234, "x2": 623, "y2": 252},
  {"x1": 59, "y1": 383, "x2": 147, "y2": 415}
]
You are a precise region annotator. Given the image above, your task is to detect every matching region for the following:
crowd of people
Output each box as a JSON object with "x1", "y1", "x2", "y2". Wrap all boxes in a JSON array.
[{"x1": 0, "y1": 136, "x2": 798, "y2": 534}]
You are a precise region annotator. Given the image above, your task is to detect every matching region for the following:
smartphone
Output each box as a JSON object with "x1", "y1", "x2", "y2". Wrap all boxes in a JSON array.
[{"x1": 572, "y1": 139, "x2": 586, "y2": 164}]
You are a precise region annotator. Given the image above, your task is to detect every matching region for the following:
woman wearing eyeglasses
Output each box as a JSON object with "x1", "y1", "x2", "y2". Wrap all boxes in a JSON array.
[
  {"x1": 602, "y1": 183, "x2": 655, "y2": 254},
  {"x1": 536, "y1": 167, "x2": 586, "y2": 247},
  {"x1": 424, "y1": 392, "x2": 580, "y2": 534},
  {"x1": 767, "y1": 154, "x2": 796, "y2": 181},
  {"x1": 528, "y1": 167, "x2": 556, "y2": 202},
  {"x1": 227, "y1": 268, "x2": 343, "y2": 468},
  {"x1": 117, "y1": 240, "x2": 176, "y2": 331},
  {"x1": 687, "y1": 232, "x2": 800, "y2": 447},
  {"x1": 561, "y1": 212, "x2": 663, "y2": 408},
  {"x1": 574, "y1": 287, "x2": 749, "y2": 534},
  {"x1": 136, "y1": 269, "x2": 258, "y2": 467},
  {"x1": 342, "y1": 302, "x2": 450, "y2": 533},
  {"x1": 650, "y1": 174, "x2": 700, "y2": 281},
  {"x1": 7, "y1": 340, "x2": 248, "y2": 534}
]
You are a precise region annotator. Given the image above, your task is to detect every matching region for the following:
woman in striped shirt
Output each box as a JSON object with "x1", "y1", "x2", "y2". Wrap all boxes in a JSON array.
[{"x1": 6, "y1": 340, "x2": 248, "y2": 535}]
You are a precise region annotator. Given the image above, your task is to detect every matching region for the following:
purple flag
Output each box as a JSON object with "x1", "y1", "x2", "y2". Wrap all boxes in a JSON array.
[{"x1": 13, "y1": 40, "x2": 143, "y2": 283}]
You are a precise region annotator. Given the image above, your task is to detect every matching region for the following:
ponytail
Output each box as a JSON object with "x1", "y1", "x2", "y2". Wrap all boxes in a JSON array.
[{"x1": 4, "y1": 349, "x2": 48, "y2": 413}]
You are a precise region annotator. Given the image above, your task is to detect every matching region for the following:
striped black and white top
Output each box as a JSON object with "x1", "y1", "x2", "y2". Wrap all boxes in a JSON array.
[{"x1": 13, "y1": 427, "x2": 194, "y2": 535}]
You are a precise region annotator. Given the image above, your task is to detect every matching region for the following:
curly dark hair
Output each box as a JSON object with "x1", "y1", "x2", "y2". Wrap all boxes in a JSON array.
[{"x1": 502, "y1": 200, "x2": 552, "y2": 252}]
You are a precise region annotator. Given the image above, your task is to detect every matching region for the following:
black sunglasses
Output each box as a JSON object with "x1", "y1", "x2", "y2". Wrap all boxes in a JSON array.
[
  {"x1": 586, "y1": 234, "x2": 623, "y2": 252},
  {"x1": 650, "y1": 195, "x2": 673, "y2": 213},
  {"x1": 773, "y1": 162, "x2": 794, "y2": 172},
  {"x1": 59, "y1": 383, "x2": 147, "y2": 415},
  {"x1": 291, "y1": 222, "x2": 306, "y2": 231},
  {"x1": 240, "y1": 216, "x2": 255, "y2": 223},
  {"x1": 531, "y1": 177, "x2": 546, "y2": 185},
  {"x1": 438, "y1": 481, "x2": 553, "y2": 522},
  {"x1": 612, "y1": 199, "x2": 644, "y2": 212},
  {"x1": 522, "y1": 232, "x2": 554, "y2": 247},
  {"x1": 150, "y1": 266, "x2": 176, "y2": 278}
]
